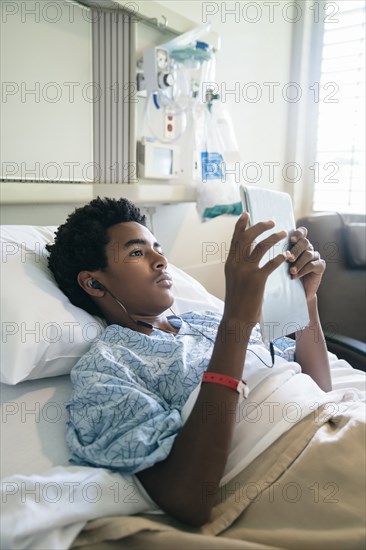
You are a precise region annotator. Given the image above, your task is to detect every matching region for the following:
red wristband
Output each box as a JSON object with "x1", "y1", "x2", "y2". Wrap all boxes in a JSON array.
[{"x1": 202, "y1": 372, "x2": 249, "y2": 399}]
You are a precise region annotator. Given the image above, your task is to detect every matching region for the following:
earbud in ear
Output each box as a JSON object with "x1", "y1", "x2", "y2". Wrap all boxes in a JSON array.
[{"x1": 88, "y1": 280, "x2": 104, "y2": 290}]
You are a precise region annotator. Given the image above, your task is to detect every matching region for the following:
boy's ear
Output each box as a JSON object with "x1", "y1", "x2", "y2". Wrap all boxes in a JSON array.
[{"x1": 77, "y1": 271, "x2": 105, "y2": 295}]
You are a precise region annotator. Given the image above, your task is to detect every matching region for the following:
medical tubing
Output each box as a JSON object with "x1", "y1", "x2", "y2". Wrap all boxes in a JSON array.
[{"x1": 145, "y1": 92, "x2": 188, "y2": 144}]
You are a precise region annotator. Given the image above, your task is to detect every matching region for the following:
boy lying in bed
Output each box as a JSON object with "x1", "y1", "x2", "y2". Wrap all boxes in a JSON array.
[{"x1": 46, "y1": 196, "x2": 333, "y2": 527}]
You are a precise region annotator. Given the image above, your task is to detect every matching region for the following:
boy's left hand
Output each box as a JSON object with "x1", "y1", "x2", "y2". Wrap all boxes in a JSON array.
[{"x1": 287, "y1": 227, "x2": 326, "y2": 302}]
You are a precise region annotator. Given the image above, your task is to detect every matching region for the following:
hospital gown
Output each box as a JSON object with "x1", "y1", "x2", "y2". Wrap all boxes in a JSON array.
[{"x1": 66, "y1": 311, "x2": 295, "y2": 474}]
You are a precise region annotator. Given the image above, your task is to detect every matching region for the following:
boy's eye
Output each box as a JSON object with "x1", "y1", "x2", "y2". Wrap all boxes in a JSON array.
[{"x1": 129, "y1": 248, "x2": 165, "y2": 257}]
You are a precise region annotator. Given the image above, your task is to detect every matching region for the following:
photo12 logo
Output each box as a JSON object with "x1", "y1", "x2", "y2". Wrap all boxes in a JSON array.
[
  {"x1": 201, "y1": 81, "x2": 339, "y2": 105},
  {"x1": 1, "y1": 81, "x2": 139, "y2": 105},
  {"x1": 201, "y1": 2, "x2": 340, "y2": 24},
  {"x1": 1, "y1": 161, "x2": 138, "y2": 183},
  {"x1": 1, "y1": 1, "x2": 140, "y2": 24}
]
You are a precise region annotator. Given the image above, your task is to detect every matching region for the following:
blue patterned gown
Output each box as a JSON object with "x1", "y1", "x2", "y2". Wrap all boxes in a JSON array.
[{"x1": 66, "y1": 311, "x2": 295, "y2": 474}]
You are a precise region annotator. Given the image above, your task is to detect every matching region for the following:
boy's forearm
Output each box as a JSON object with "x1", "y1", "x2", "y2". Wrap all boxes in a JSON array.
[
  {"x1": 295, "y1": 296, "x2": 332, "y2": 392},
  {"x1": 137, "y1": 317, "x2": 250, "y2": 526}
]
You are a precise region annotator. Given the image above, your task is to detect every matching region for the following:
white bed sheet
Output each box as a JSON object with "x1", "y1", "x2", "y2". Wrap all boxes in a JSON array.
[
  {"x1": 0, "y1": 375, "x2": 158, "y2": 549},
  {"x1": 182, "y1": 353, "x2": 366, "y2": 485},
  {"x1": 1, "y1": 356, "x2": 365, "y2": 549},
  {"x1": 1, "y1": 375, "x2": 71, "y2": 478}
]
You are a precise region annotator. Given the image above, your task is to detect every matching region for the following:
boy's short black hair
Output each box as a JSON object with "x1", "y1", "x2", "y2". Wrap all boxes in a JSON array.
[{"x1": 46, "y1": 197, "x2": 147, "y2": 317}]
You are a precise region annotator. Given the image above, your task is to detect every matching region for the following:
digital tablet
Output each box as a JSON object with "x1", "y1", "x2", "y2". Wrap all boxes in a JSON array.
[{"x1": 240, "y1": 185, "x2": 310, "y2": 344}]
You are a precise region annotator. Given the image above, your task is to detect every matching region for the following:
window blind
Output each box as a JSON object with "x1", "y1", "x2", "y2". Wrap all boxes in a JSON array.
[
  {"x1": 92, "y1": 9, "x2": 133, "y2": 183},
  {"x1": 313, "y1": 1, "x2": 365, "y2": 213}
]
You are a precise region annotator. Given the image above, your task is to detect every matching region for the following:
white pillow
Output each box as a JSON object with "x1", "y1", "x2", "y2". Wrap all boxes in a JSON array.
[{"x1": 0, "y1": 225, "x2": 223, "y2": 385}]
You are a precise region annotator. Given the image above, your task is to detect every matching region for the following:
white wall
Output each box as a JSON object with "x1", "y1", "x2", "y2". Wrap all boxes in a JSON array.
[{"x1": 0, "y1": 0, "x2": 93, "y2": 182}]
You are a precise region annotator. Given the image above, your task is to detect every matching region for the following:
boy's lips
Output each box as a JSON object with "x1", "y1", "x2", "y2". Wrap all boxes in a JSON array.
[{"x1": 156, "y1": 273, "x2": 173, "y2": 287}]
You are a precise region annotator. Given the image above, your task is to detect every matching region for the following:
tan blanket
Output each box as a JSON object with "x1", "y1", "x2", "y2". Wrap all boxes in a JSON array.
[{"x1": 72, "y1": 398, "x2": 366, "y2": 550}]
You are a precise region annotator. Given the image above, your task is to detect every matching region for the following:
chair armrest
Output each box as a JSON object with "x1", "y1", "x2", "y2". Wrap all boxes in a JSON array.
[{"x1": 325, "y1": 333, "x2": 366, "y2": 372}]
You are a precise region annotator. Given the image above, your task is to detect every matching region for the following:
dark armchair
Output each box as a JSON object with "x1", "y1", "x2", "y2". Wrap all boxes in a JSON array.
[{"x1": 296, "y1": 212, "x2": 366, "y2": 372}]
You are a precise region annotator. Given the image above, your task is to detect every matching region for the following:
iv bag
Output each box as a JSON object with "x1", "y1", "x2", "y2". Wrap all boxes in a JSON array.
[{"x1": 194, "y1": 102, "x2": 242, "y2": 221}]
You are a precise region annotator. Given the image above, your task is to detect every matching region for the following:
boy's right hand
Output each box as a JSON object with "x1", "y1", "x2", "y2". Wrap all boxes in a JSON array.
[{"x1": 223, "y1": 212, "x2": 288, "y2": 330}]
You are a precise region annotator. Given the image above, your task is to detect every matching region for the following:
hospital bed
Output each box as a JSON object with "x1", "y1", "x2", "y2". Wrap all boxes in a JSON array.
[{"x1": 1, "y1": 224, "x2": 365, "y2": 549}]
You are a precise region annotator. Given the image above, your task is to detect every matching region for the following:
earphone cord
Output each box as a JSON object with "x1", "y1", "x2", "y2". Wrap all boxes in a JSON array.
[
  {"x1": 100, "y1": 285, "x2": 275, "y2": 369},
  {"x1": 169, "y1": 308, "x2": 276, "y2": 369}
]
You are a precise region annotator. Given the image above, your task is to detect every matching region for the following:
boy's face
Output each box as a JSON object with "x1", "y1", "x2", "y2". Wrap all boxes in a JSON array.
[{"x1": 93, "y1": 221, "x2": 174, "y2": 319}]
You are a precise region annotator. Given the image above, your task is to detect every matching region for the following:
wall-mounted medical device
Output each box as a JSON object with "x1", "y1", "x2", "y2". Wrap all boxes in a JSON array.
[
  {"x1": 137, "y1": 138, "x2": 180, "y2": 179},
  {"x1": 143, "y1": 47, "x2": 174, "y2": 94}
]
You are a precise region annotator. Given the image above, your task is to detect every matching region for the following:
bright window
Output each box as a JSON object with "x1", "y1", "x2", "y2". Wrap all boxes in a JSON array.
[{"x1": 313, "y1": 1, "x2": 365, "y2": 213}]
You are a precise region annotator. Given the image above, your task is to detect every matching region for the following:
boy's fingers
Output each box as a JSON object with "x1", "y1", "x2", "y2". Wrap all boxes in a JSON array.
[
  {"x1": 288, "y1": 237, "x2": 314, "y2": 262},
  {"x1": 261, "y1": 251, "x2": 289, "y2": 276},
  {"x1": 290, "y1": 226, "x2": 308, "y2": 244},
  {"x1": 292, "y1": 258, "x2": 326, "y2": 279},
  {"x1": 234, "y1": 211, "x2": 250, "y2": 231},
  {"x1": 289, "y1": 250, "x2": 320, "y2": 275},
  {"x1": 253, "y1": 230, "x2": 287, "y2": 255}
]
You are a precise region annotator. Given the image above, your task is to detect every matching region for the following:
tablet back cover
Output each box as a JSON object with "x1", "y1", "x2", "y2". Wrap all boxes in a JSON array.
[{"x1": 240, "y1": 185, "x2": 309, "y2": 343}]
